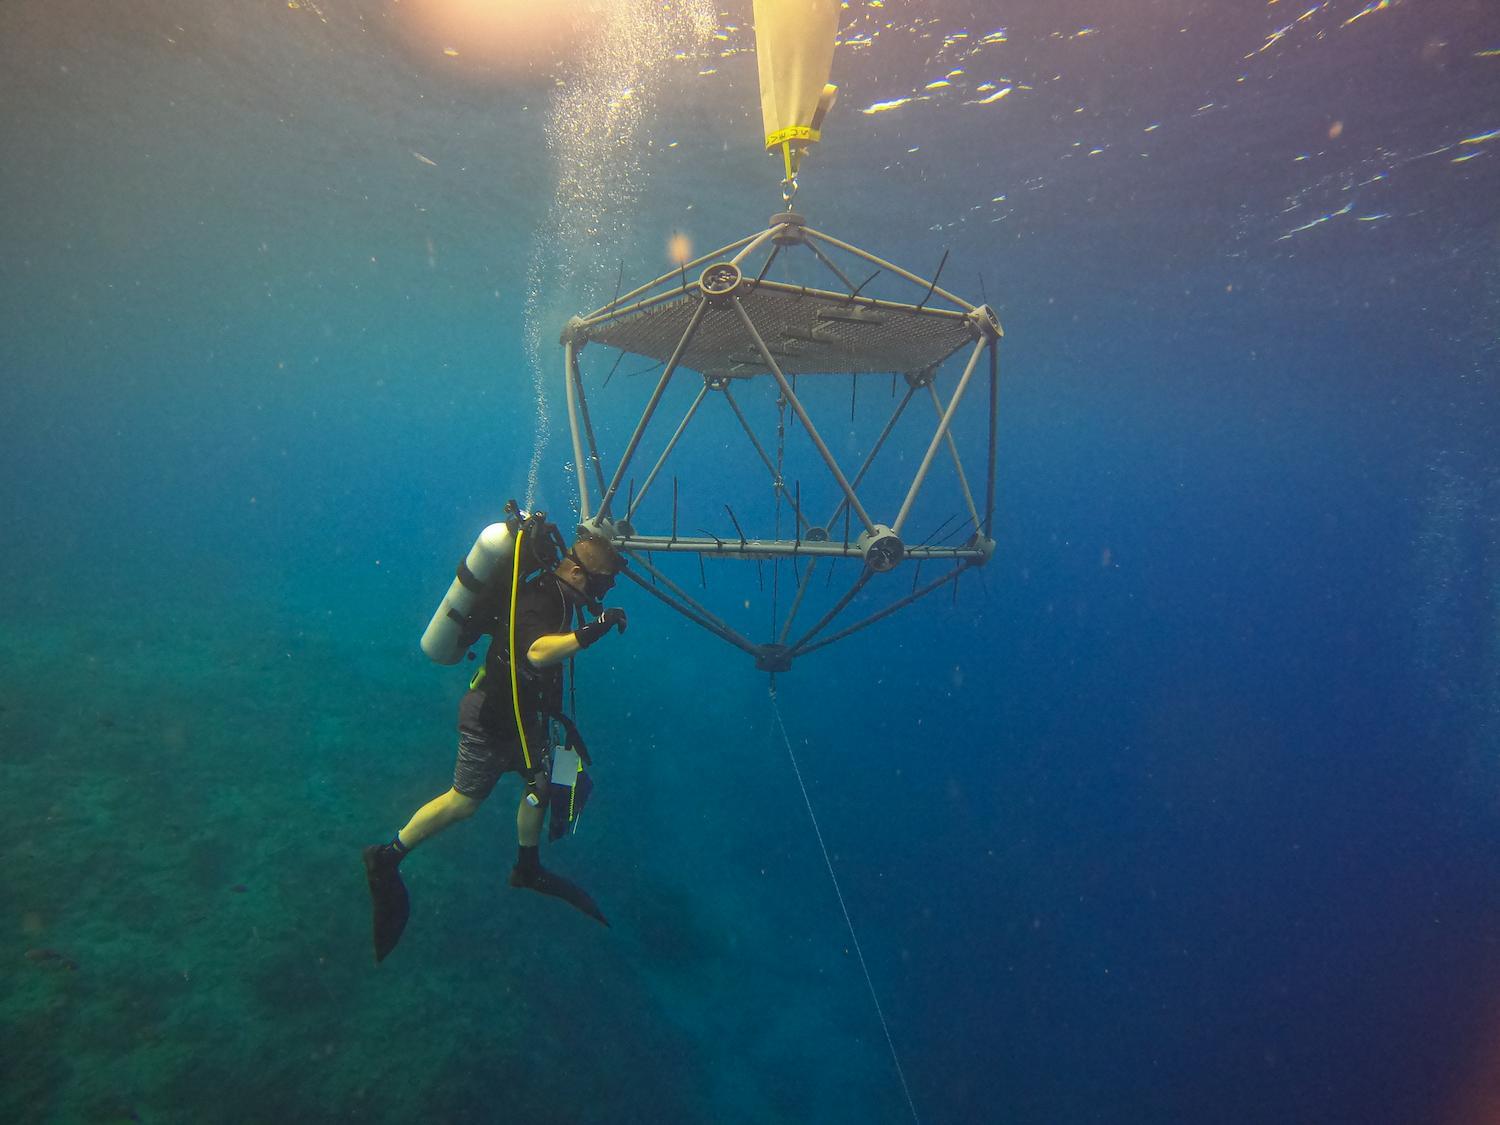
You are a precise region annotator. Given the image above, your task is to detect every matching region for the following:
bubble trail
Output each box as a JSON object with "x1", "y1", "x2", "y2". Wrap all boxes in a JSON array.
[{"x1": 521, "y1": 0, "x2": 716, "y2": 512}]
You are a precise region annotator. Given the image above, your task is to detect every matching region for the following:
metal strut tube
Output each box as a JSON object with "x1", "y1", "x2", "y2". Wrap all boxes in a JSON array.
[
  {"x1": 721, "y1": 277, "x2": 971, "y2": 321},
  {"x1": 599, "y1": 297, "x2": 709, "y2": 518},
  {"x1": 629, "y1": 383, "x2": 708, "y2": 522},
  {"x1": 611, "y1": 534, "x2": 982, "y2": 560},
  {"x1": 984, "y1": 342, "x2": 999, "y2": 539},
  {"x1": 927, "y1": 381, "x2": 983, "y2": 536},
  {"x1": 578, "y1": 286, "x2": 704, "y2": 332},
  {"x1": 802, "y1": 238, "x2": 861, "y2": 295},
  {"x1": 616, "y1": 535, "x2": 857, "y2": 558},
  {"x1": 801, "y1": 228, "x2": 976, "y2": 313},
  {"x1": 731, "y1": 297, "x2": 878, "y2": 537},
  {"x1": 729, "y1": 224, "x2": 789, "y2": 270},
  {"x1": 799, "y1": 561, "x2": 976, "y2": 658},
  {"x1": 777, "y1": 556, "x2": 820, "y2": 645},
  {"x1": 720, "y1": 385, "x2": 812, "y2": 533},
  {"x1": 571, "y1": 349, "x2": 609, "y2": 502},
  {"x1": 788, "y1": 566, "x2": 874, "y2": 655},
  {"x1": 752, "y1": 243, "x2": 783, "y2": 286},
  {"x1": 584, "y1": 275, "x2": 970, "y2": 333},
  {"x1": 621, "y1": 553, "x2": 761, "y2": 657},
  {"x1": 825, "y1": 383, "x2": 917, "y2": 531},
  {"x1": 720, "y1": 384, "x2": 780, "y2": 482},
  {"x1": 893, "y1": 337, "x2": 987, "y2": 535},
  {"x1": 595, "y1": 231, "x2": 762, "y2": 316},
  {"x1": 563, "y1": 339, "x2": 592, "y2": 521},
  {"x1": 621, "y1": 570, "x2": 761, "y2": 658}
]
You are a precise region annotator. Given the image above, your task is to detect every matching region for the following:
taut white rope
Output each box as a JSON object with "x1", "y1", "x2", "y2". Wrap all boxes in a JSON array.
[{"x1": 770, "y1": 694, "x2": 920, "y2": 1125}]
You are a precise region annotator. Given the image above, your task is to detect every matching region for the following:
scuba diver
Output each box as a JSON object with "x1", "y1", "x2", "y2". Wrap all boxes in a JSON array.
[{"x1": 363, "y1": 510, "x2": 628, "y2": 962}]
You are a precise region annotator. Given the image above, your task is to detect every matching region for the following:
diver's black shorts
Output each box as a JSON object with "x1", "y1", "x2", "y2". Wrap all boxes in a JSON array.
[{"x1": 453, "y1": 690, "x2": 548, "y2": 800}]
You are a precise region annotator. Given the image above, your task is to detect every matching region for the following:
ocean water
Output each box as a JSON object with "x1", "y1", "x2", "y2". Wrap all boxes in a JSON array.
[{"x1": 3, "y1": 1, "x2": 1499, "y2": 1122}]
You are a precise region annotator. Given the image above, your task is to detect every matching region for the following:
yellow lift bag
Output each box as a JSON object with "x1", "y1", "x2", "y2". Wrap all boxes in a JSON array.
[{"x1": 753, "y1": 0, "x2": 840, "y2": 185}]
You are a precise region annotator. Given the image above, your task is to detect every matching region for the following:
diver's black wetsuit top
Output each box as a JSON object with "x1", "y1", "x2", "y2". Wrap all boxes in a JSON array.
[{"x1": 475, "y1": 573, "x2": 572, "y2": 735}]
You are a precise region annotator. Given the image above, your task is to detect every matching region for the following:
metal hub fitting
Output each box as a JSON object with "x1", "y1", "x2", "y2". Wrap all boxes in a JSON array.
[
  {"x1": 804, "y1": 526, "x2": 830, "y2": 543},
  {"x1": 577, "y1": 515, "x2": 619, "y2": 543},
  {"x1": 968, "y1": 304, "x2": 1004, "y2": 341},
  {"x1": 857, "y1": 524, "x2": 905, "y2": 572},
  {"x1": 700, "y1": 262, "x2": 743, "y2": 305},
  {"x1": 754, "y1": 644, "x2": 794, "y2": 673},
  {"x1": 770, "y1": 211, "x2": 807, "y2": 245},
  {"x1": 903, "y1": 366, "x2": 937, "y2": 389}
]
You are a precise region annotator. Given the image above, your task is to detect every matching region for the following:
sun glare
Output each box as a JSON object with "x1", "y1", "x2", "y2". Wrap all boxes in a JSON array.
[
  {"x1": 667, "y1": 230, "x2": 693, "y2": 264},
  {"x1": 391, "y1": 0, "x2": 589, "y2": 79}
]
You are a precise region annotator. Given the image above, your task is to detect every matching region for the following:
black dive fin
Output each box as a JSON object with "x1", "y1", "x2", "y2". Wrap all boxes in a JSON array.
[
  {"x1": 509, "y1": 863, "x2": 609, "y2": 927},
  {"x1": 363, "y1": 846, "x2": 411, "y2": 962}
]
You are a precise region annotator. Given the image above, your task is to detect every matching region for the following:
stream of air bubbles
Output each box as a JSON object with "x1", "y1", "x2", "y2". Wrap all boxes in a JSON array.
[{"x1": 521, "y1": 0, "x2": 716, "y2": 511}]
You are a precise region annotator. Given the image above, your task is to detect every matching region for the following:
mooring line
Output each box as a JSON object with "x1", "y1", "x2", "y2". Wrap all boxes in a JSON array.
[{"x1": 770, "y1": 693, "x2": 920, "y2": 1125}]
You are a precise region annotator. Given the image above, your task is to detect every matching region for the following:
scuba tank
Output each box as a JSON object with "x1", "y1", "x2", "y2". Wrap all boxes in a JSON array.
[{"x1": 419, "y1": 500, "x2": 567, "y2": 665}]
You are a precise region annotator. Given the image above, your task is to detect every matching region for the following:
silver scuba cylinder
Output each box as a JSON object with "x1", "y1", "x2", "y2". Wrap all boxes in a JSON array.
[{"x1": 419, "y1": 521, "x2": 519, "y2": 665}]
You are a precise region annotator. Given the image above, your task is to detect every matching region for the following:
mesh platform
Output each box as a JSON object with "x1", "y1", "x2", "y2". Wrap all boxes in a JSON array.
[{"x1": 579, "y1": 280, "x2": 975, "y2": 378}]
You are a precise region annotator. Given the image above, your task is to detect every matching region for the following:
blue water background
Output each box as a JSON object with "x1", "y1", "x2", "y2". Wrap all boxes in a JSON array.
[{"x1": 3, "y1": 1, "x2": 1500, "y2": 1122}]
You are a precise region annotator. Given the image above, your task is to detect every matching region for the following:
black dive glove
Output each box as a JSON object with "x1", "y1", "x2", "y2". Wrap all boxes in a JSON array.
[{"x1": 575, "y1": 607, "x2": 627, "y2": 650}]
